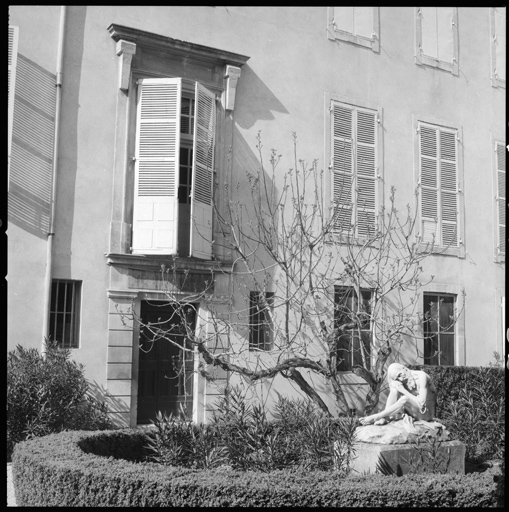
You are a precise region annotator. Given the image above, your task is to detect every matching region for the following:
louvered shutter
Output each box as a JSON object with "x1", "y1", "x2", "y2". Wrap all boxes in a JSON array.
[
  {"x1": 332, "y1": 104, "x2": 354, "y2": 233},
  {"x1": 8, "y1": 26, "x2": 19, "y2": 174},
  {"x1": 132, "y1": 78, "x2": 181, "y2": 254},
  {"x1": 496, "y1": 142, "x2": 506, "y2": 254},
  {"x1": 356, "y1": 109, "x2": 377, "y2": 237},
  {"x1": 419, "y1": 125, "x2": 439, "y2": 243},
  {"x1": 439, "y1": 129, "x2": 458, "y2": 246},
  {"x1": 189, "y1": 82, "x2": 215, "y2": 259}
]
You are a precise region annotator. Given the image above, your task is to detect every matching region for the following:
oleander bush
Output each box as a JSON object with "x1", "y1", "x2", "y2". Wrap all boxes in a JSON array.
[
  {"x1": 12, "y1": 429, "x2": 503, "y2": 507},
  {"x1": 143, "y1": 387, "x2": 358, "y2": 473},
  {"x1": 7, "y1": 340, "x2": 113, "y2": 461},
  {"x1": 408, "y1": 363, "x2": 505, "y2": 464}
]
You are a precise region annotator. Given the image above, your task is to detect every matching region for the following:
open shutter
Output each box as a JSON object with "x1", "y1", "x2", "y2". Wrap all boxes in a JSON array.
[
  {"x1": 8, "y1": 26, "x2": 19, "y2": 177},
  {"x1": 439, "y1": 129, "x2": 458, "y2": 246},
  {"x1": 419, "y1": 124, "x2": 439, "y2": 243},
  {"x1": 356, "y1": 109, "x2": 377, "y2": 237},
  {"x1": 132, "y1": 78, "x2": 181, "y2": 254},
  {"x1": 496, "y1": 142, "x2": 506, "y2": 254},
  {"x1": 332, "y1": 104, "x2": 354, "y2": 233},
  {"x1": 189, "y1": 82, "x2": 215, "y2": 259}
]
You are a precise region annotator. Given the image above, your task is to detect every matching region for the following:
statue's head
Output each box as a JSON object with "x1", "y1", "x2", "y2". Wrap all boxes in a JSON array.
[{"x1": 387, "y1": 363, "x2": 416, "y2": 390}]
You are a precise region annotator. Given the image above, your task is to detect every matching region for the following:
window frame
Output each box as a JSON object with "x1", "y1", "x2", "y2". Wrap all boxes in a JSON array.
[
  {"x1": 49, "y1": 279, "x2": 82, "y2": 349},
  {"x1": 249, "y1": 291, "x2": 275, "y2": 352},
  {"x1": 334, "y1": 286, "x2": 373, "y2": 372},
  {"x1": 413, "y1": 115, "x2": 465, "y2": 258},
  {"x1": 8, "y1": 26, "x2": 19, "y2": 187},
  {"x1": 490, "y1": 7, "x2": 506, "y2": 88},
  {"x1": 326, "y1": 93, "x2": 383, "y2": 243},
  {"x1": 327, "y1": 7, "x2": 380, "y2": 52},
  {"x1": 414, "y1": 7, "x2": 459, "y2": 76}
]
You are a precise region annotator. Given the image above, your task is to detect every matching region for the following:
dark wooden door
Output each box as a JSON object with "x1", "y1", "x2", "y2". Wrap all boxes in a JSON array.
[{"x1": 137, "y1": 301, "x2": 196, "y2": 424}]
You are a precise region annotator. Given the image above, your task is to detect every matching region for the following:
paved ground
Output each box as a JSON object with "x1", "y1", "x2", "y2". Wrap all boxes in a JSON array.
[{"x1": 7, "y1": 464, "x2": 16, "y2": 507}]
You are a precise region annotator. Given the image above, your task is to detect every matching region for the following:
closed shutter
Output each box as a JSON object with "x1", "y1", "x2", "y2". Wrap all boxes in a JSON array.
[
  {"x1": 189, "y1": 82, "x2": 215, "y2": 259},
  {"x1": 439, "y1": 130, "x2": 458, "y2": 246},
  {"x1": 496, "y1": 142, "x2": 506, "y2": 254},
  {"x1": 333, "y1": 7, "x2": 372, "y2": 38},
  {"x1": 356, "y1": 109, "x2": 377, "y2": 237},
  {"x1": 332, "y1": 104, "x2": 354, "y2": 232},
  {"x1": 420, "y1": 7, "x2": 439, "y2": 59},
  {"x1": 419, "y1": 125, "x2": 439, "y2": 243},
  {"x1": 494, "y1": 8, "x2": 506, "y2": 81},
  {"x1": 132, "y1": 78, "x2": 181, "y2": 254},
  {"x1": 8, "y1": 26, "x2": 19, "y2": 173},
  {"x1": 420, "y1": 7, "x2": 454, "y2": 63},
  {"x1": 419, "y1": 123, "x2": 458, "y2": 246}
]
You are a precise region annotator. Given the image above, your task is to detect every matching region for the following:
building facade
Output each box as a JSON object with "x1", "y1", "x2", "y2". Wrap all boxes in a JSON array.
[{"x1": 8, "y1": 7, "x2": 506, "y2": 426}]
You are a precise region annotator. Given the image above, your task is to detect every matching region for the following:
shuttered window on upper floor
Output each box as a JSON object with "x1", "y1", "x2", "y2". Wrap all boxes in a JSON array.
[
  {"x1": 331, "y1": 101, "x2": 379, "y2": 239},
  {"x1": 132, "y1": 77, "x2": 215, "y2": 259},
  {"x1": 490, "y1": 7, "x2": 506, "y2": 88},
  {"x1": 327, "y1": 7, "x2": 379, "y2": 52},
  {"x1": 415, "y1": 7, "x2": 459, "y2": 76},
  {"x1": 418, "y1": 122, "x2": 460, "y2": 249},
  {"x1": 495, "y1": 141, "x2": 506, "y2": 257}
]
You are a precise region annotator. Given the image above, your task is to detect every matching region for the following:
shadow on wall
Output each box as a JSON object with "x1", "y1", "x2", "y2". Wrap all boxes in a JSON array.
[
  {"x1": 8, "y1": 54, "x2": 55, "y2": 239},
  {"x1": 88, "y1": 380, "x2": 127, "y2": 424},
  {"x1": 234, "y1": 64, "x2": 289, "y2": 130}
]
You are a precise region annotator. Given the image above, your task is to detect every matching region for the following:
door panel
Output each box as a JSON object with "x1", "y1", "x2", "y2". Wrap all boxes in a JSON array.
[{"x1": 137, "y1": 301, "x2": 196, "y2": 424}]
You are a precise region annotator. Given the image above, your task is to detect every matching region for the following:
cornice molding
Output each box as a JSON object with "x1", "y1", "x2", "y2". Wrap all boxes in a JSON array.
[{"x1": 108, "y1": 24, "x2": 250, "y2": 68}]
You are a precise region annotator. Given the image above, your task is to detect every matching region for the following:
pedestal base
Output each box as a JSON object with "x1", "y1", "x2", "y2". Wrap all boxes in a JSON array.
[{"x1": 348, "y1": 440, "x2": 465, "y2": 476}]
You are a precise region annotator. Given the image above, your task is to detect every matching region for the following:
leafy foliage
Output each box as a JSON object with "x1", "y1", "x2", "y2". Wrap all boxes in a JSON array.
[{"x1": 7, "y1": 340, "x2": 112, "y2": 460}]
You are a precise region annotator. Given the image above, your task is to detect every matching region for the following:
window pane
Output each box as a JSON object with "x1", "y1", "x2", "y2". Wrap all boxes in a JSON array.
[
  {"x1": 56, "y1": 282, "x2": 66, "y2": 311},
  {"x1": 423, "y1": 294, "x2": 439, "y2": 334},
  {"x1": 439, "y1": 296, "x2": 455, "y2": 332},
  {"x1": 424, "y1": 334, "x2": 439, "y2": 365},
  {"x1": 337, "y1": 334, "x2": 351, "y2": 371},
  {"x1": 439, "y1": 334, "x2": 455, "y2": 365}
]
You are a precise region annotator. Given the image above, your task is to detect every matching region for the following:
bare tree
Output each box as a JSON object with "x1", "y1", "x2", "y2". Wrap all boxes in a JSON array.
[{"x1": 126, "y1": 133, "x2": 463, "y2": 417}]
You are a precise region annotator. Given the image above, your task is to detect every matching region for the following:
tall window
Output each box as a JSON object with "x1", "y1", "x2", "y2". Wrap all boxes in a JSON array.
[
  {"x1": 495, "y1": 141, "x2": 506, "y2": 258},
  {"x1": 49, "y1": 280, "x2": 81, "y2": 349},
  {"x1": 132, "y1": 78, "x2": 215, "y2": 259},
  {"x1": 418, "y1": 121, "x2": 460, "y2": 249},
  {"x1": 423, "y1": 293, "x2": 455, "y2": 365},
  {"x1": 249, "y1": 291, "x2": 274, "y2": 351},
  {"x1": 331, "y1": 101, "x2": 379, "y2": 238},
  {"x1": 415, "y1": 7, "x2": 459, "y2": 75},
  {"x1": 327, "y1": 7, "x2": 379, "y2": 52},
  {"x1": 490, "y1": 7, "x2": 506, "y2": 88},
  {"x1": 334, "y1": 286, "x2": 372, "y2": 371}
]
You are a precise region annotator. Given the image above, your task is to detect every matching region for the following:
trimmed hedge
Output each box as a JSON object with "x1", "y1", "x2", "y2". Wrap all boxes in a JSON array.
[{"x1": 12, "y1": 429, "x2": 503, "y2": 507}]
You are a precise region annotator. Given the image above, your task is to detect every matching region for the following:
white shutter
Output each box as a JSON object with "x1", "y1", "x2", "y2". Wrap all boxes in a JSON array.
[
  {"x1": 132, "y1": 78, "x2": 181, "y2": 255},
  {"x1": 356, "y1": 109, "x2": 377, "y2": 237},
  {"x1": 332, "y1": 104, "x2": 354, "y2": 233},
  {"x1": 8, "y1": 26, "x2": 19, "y2": 178},
  {"x1": 421, "y1": 7, "x2": 439, "y2": 59},
  {"x1": 333, "y1": 7, "x2": 354, "y2": 33},
  {"x1": 439, "y1": 129, "x2": 458, "y2": 246},
  {"x1": 494, "y1": 8, "x2": 506, "y2": 81},
  {"x1": 189, "y1": 82, "x2": 215, "y2": 259},
  {"x1": 353, "y1": 7, "x2": 373, "y2": 39},
  {"x1": 496, "y1": 142, "x2": 506, "y2": 254},
  {"x1": 436, "y1": 8, "x2": 454, "y2": 63},
  {"x1": 419, "y1": 124, "x2": 439, "y2": 243}
]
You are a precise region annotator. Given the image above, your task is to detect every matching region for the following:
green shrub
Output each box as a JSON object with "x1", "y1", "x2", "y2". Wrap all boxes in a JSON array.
[
  {"x1": 408, "y1": 364, "x2": 505, "y2": 464},
  {"x1": 12, "y1": 429, "x2": 502, "y2": 507},
  {"x1": 7, "y1": 340, "x2": 112, "y2": 460}
]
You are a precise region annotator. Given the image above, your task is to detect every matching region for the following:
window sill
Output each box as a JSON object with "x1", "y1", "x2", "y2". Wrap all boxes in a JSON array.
[
  {"x1": 417, "y1": 243, "x2": 465, "y2": 259},
  {"x1": 415, "y1": 54, "x2": 459, "y2": 76},
  {"x1": 494, "y1": 252, "x2": 505, "y2": 263},
  {"x1": 105, "y1": 252, "x2": 235, "y2": 273},
  {"x1": 327, "y1": 29, "x2": 380, "y2": 52}
]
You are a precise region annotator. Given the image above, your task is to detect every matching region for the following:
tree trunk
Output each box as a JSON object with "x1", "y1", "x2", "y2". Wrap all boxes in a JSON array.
[{"x1": 286, "y1": 369, "x2": 331, "y2": 416}]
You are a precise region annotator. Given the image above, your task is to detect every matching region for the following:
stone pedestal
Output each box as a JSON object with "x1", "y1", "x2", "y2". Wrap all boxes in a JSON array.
[{"x1": 349, "y1": 440, "x2": 465, "y2": 476}]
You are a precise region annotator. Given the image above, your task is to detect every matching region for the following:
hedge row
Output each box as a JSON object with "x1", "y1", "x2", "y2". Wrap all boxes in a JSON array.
[{"x1": 12, "y1": 429, "x2": 503, "y2": 507}]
